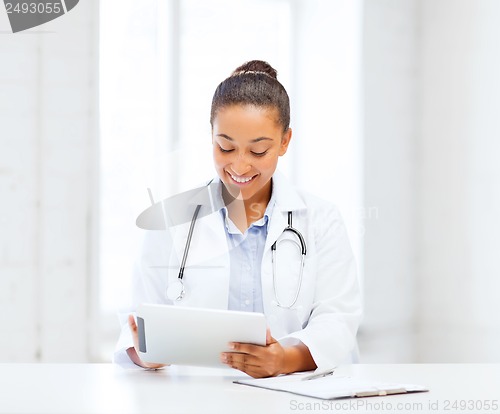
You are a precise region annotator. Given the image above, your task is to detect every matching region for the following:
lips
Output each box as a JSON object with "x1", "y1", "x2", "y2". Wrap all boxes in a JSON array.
[{"x1": 227, "y1": 171, "x2": 257, "y2": 184}]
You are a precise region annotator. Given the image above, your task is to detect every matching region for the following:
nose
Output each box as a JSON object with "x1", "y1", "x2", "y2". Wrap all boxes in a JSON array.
[{"x1": 231, "y1": 153, "x2": 252, "y2": 176}]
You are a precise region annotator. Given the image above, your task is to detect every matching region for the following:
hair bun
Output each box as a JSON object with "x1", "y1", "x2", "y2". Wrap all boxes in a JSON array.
[{"x1": 231, "y1": 60, "x2": 278, "y2": 79}]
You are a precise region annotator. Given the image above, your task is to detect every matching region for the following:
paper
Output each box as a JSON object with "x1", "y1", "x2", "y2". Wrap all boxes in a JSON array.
[{"x1": 234, "y1": 374, "x2": 428, "y2": 400}]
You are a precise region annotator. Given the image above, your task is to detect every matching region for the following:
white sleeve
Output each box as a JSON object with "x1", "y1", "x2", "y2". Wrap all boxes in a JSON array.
[
  {"x1": 112, "y1": 312, "x2": 138, "y2": 369},
  {"x1": 113, "y1": 230, "x2": 174, "y2": 367},
  {"x1": 281, "y1": 205, "x2": 363, "y2": 370}
]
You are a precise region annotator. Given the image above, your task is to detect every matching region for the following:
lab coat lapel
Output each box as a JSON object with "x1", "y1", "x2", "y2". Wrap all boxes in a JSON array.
[
  {"x1": 262, "y1": 172, "x2": 307, "y2": 322},
  {"x1": 168, "y1": 180, "x2": 230, "y2": 309},
  {"x1": 169, "y1": 178, "x2": 226, "y2": 265},
  {"x1": 264, "y1": 171, "x2": 306, "y2": 253}
]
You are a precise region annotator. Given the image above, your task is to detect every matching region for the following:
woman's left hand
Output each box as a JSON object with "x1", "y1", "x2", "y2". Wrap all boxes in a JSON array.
[{"x1": 220, "y1": 329, "x2": 285, "y2": 378}]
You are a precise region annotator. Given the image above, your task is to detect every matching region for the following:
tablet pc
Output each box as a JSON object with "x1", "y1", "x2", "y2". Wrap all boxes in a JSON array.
[{"x1": 136, "y1": 304, "x2": 267, "y2": 367}]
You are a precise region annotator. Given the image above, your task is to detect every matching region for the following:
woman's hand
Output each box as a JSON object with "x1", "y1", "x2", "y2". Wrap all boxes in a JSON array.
[
  {"x1": 220, "y1": 329, "x2": 316, "y2": 378},
  {"x1": 126, "y1": 314, "x2": 167, "y2": 369}
]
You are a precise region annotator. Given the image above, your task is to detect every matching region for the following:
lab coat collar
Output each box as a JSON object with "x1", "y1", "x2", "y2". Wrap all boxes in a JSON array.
[
  {"x1": 136, "y1": 181, "x2": 224, "y2": 230},
  {"x1": 135, "y1": 171, "x2": 305, "y2": 230},
  {"x1": 191, "y1": 170, "x2": 306, "y2": 214},
  {"x1": 188, "y1": 172, "x2": 307, "y2": 261},
  {"x1": 186, "y1": 179, "x2": 225, "y2": 212},
  {"x1": 271, "y1": 170, "x2": 307, "y2": 213}
]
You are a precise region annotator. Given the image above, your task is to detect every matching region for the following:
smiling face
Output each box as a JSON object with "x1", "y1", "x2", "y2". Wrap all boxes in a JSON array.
[{"x1": 212, "y1": 104, "x2": 291, "y2": 203}]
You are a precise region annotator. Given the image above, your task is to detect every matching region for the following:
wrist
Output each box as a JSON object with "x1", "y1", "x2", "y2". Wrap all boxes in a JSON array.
[
  {"x1": 126, "y1": 347, "x2": 166, "y2": 369},
  {"x1": 281, "y1": 347, "x2": 295, "y2": 375},
  {"x1": 281, "y1": 343, "x2": 317, "y2": 375}
]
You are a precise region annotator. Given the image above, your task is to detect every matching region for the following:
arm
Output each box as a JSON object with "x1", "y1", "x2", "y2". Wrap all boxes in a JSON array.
[
  {"x1": 282, "y1": 341, "x2": 317, "y2": 374},
  {"x1": 113, "y1": 230, "x2": 174, "y2": 367},
  {"x1": 126, "y1": 315, "x2": 167, "y2": 369},
  {"x1": 281, "y1": 204, "x2": 362, "y2": 369}
]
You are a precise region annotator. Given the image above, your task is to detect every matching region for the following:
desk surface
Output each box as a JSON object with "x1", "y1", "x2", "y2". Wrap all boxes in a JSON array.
[{"x1": 0, "y1": 363, "x2": 499, "y2": 414}]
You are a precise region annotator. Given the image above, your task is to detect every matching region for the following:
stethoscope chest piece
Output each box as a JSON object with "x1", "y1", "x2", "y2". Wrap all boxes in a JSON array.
[{"x1": 166, "y1": 280, "x2": 185, "y2": 301}]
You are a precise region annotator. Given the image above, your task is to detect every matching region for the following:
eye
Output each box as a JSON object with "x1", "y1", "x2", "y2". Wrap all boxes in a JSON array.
[
  {"x1": 218, "y1": 145, "x2": 234, "y2": 153},
  {"x1": 251, "y1": 150, "x2": 268, "y2": 157}
]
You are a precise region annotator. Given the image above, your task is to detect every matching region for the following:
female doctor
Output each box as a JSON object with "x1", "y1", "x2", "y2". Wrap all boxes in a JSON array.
[{"x1": 115, "y1": 60, "x2": 362, "y2": 378}]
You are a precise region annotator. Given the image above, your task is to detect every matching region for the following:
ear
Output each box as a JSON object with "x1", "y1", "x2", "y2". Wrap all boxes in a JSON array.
[{"x1": 279, "y1": 128, "x2": 292, "y2": 156}]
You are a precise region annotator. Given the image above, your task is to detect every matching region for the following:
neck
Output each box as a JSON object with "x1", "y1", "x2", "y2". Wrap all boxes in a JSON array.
[{"x1": 222, "y1": 179, "x2": 272, "y2": 230}]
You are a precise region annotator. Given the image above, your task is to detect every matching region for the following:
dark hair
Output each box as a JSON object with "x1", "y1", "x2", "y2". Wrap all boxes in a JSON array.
[{"x1": 210, "y1": 60, "x2": 290, "y2": 132}]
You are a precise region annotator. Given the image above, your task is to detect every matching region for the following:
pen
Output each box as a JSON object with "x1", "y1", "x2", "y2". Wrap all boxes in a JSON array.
[{"x1": 301, "y1": 368, "x2": 335, "y2": 381}]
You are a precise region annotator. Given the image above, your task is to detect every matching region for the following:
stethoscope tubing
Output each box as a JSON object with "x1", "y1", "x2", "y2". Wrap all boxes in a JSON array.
[
  {"x1": 178, "y1": 204, "x2": 202, "y2": 281},
  {"x1": 169, "y1": 206, "x2": 307, "y2": 309}
]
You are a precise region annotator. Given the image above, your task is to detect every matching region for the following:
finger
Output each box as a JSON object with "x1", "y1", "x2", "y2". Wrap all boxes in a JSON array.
[
  {"x1": 128, "y1": 315, "x2": 140, "y2": 351},
  {"x1": 223, "y1": 353, "x2": 261, "y2": 371},
  {"x1": 230, "y1": 361, "x2": 260, "y2": 375},
  {"x1": 230, "y1": 360, "x2": 272, "y2": 379},
  {"x1": 220, "y1": 351, "x2": 272, "y2": 378},
  {"x1": 229, "y1": 342, "x2": 266, "y2": 356},
  {"x1": 128, "y1": 314, "x2": 137, "y2": 332},
  {"x1": 222, "y1": 351, "x2": 261, "y2": 366}
]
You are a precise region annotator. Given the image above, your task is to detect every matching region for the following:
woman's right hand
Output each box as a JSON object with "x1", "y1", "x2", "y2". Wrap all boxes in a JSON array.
[{"x1": 126, "y1": 314, "x2": 167, "y2": 369}]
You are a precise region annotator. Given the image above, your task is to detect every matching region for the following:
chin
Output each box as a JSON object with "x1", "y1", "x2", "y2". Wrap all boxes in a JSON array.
[{"x1": 223, "y1": 184, "x2": 256, "y2": 201}]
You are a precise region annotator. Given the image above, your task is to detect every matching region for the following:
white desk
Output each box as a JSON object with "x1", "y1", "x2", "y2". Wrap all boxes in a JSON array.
[{"x1": 0, "y1": 364, "x2": 498, "y2": 414}]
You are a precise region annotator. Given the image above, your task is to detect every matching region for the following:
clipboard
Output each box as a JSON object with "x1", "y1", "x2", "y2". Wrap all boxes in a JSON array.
[{"x1": 234, "y1": 372, "x2": 428, "y2": 400}]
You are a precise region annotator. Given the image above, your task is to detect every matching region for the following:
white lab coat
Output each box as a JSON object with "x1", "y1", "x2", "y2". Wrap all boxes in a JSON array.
[{"x1": 114, "y1": 172, "x2": 362, "y2": 370}]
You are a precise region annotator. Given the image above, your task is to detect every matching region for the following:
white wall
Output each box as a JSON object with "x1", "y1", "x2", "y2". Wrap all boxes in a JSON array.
[
  {"x1": 290, "y1": 0, "x2": 364, "y2": 278},
  {"x1": 0, "y1": 1, "x2": 98, "y2": 362},
  {"x1": 360, "y1": 0, "x2": 500, "y2": 362},
  {"x1": 417, "y1": 0, "x2": 500, "y2": 362},
  {"x1": 360, "y1": 0, "x2": 419, "y2": 362}
]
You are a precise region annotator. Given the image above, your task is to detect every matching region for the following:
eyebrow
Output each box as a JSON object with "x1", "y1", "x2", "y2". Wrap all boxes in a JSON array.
[{"x1": 216, "y1": 134, "x2": 273, "y2": 143}]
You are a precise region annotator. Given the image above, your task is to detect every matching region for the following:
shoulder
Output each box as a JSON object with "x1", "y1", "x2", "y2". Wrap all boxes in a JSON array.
[
  {"x1": 272, "y1": 171, "x2": 343, "y2": 220},
  {"x1": 295, "y1": 189, "x2": 347, "y2": 243},
  {"x1": 297, "y1": 188, "x2": 342, "y2": 217},
  {"x1": 137, "y1": 178, "x2": 224, "y2": 230}
]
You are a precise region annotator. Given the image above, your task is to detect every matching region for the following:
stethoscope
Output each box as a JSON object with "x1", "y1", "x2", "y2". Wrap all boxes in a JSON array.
[
  {"x1": 271, "y1": 211, "x2": 307, "y2": 308},
  {"x1": 166, "y1": 206, "x2": 307, "y2": 309}
]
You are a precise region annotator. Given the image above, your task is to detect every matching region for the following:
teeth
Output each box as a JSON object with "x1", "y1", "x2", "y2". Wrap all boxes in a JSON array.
[{"x1": 230, "y1": 173, "x2": 254, "y2": 183}]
